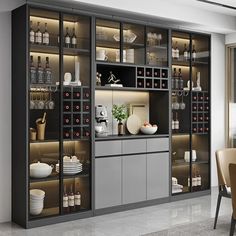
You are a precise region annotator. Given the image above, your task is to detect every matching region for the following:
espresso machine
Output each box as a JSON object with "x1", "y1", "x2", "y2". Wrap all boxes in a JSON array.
[{"x1": 95, "y1": 105, "x2": 108, "y2": 136}]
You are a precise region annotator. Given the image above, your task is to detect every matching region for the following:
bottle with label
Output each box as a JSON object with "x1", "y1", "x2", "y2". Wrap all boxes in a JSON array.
[
  {"x1": 174, "y1": 68, "x2": 179, "y2": 90},
  {"x1": 192, "y1": 167, "x2": 197, "y2": 191},
  {"x1": 174, "y1": 112, "x2": 179, "y2": 131},
  {"x1": 37, "y1": 56, "x2": 44, "y2": 84},
  {"x1": 172, "y1": 43, "x2": 176, "y2": 59},
  {"x1": 35, "y1": 22, "x2": 42, "y2": 44},
  {"x1": 172, "y1": 112, "x2": 175, "y2": 131},
  {"x1": 29, "y1": 21, "x2": 35, "y2": 44},
  {"x1": 42, "y1": 23, "x2": 50, "y2": 45},
  {"x1": 65, "y1": 27, "x2": 71, "y2": 48},
  {"x1": 44, "y1": 57, "x2": 52, "y2": 84},
  {"x1": 75, "y1": 184, "x2": 81, "y2": 211},
  {"x1": 183, "y1": 43, "x2": 188, "y2": 61},
  {"x1": 68, "y1": 184, "x2": 75, "y2": 212},
  {"x1": 63, "y1": 185, "x2": 69, "y2": 214},
  {"x1": 71, "y1": 28, "x2": 77, "y2": 48},
  {"x1": 175, "y1": 41, "x2": 179, "y2": 59},
  {"x1": 172, "y1": 68, "x2": 177, "y2": 89},
  {"x1": 178, "y1": 68, "x2": 183, "y2": 90},
  {"x1": 192, "y1": 45, "x2": 196, "y2": 61},
  {"x1": 196, "y1": 170, "x2": 202, "y2": 191},
  {"x1": 30, "y1": 56, "x2": 37, "y2": 84}
]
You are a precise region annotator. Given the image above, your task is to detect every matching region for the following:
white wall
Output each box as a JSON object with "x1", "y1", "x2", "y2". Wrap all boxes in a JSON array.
[
  {"x1": 211, "y1": 33, "x2": 226, "y2": 187},
  {"x1": 0, "y1": 11, "x2": 12, "y2": 223}
]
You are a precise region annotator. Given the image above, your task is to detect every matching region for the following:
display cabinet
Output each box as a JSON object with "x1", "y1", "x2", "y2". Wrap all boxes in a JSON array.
[
  {"x1": 171, "y1": 31, "x2": 210, "y2": 196},
  {"x1": 12, "y1": 5, "x2": 92, "y2": 228},
  {"x1": 12, "y1": 1, "x2": 210, "y2": 229}
]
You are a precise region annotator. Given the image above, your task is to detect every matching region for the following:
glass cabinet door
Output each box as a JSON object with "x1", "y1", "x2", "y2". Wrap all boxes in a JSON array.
[
  {"x1": 122, "y1": 23, "x2": 145, "y2": 64},
  {"x1": 29, "y1": 8, "x2": 60, "y2": 219},
  {"x1": 146, "y1": 27, "x2": 168, "y2": 67},
  {"x1": 96, "y1": 19, "x2": 120, "y2": 63},
  {"x1": 171, "y1": 31, "x2": 191, "y2": 195},
  {"x1": 191, "y1": 33, "x2": 210, "y2": 192},
  {"x1": 62, "y1": 14, "x2": 91, "y2": 214}
]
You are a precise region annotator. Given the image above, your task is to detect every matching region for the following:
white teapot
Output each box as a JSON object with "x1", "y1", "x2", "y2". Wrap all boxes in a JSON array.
[{"x1": 30, "y1": 161, "x2": 54, "y2": 178}]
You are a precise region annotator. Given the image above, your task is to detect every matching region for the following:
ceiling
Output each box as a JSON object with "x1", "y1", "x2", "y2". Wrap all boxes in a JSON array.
[{"x1": 178, "y1": 0, "x2": 236, "y2": 16}]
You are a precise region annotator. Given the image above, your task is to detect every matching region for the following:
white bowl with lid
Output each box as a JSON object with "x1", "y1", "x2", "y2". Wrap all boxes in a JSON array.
[{"x1": 30, "y1": 161, "x2": 54, "y2": 178}]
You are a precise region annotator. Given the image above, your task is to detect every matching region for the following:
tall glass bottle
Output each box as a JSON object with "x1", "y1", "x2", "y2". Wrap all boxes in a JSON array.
[
  {"x1": 44, "y1": 57, "x2": 52, "y2": 84},
  {"x1": 65, "y1": 27, "x2": 71, "y2": 48},
  {"x1": 30, "y1": 55, "x2": 37, "y2": 84},
  {"x1": 71, "y1": 28, "x2": 77, "y2": 48},
  {"x1": 29, "y1": 21, "x2": 35, "y2": 44},
  {"x1": 75, "y1": 183, "x2": 81, "y2": 211},
  {"x1": 178, "y1": 68, "x2": 183, "y2": 90},
  {"x1": 35, "y1": 22, "x2": 42, "y2": 44},
  {"x1": 42, "y1": 23, "x2": 50, "y2": 45},
  {"x1": 37, "y1": 56, "x2": 44, "y2": 84}
]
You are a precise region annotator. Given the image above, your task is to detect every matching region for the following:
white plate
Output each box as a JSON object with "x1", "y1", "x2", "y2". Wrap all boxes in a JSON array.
[{"x1": 126, "y1": 114, "x2": 141, "y2": 135}]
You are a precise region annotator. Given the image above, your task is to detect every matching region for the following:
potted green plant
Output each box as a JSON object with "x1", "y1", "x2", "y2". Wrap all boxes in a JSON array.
[{"x1": 112, "y1": 104, "x2": 127, "y2": 135}]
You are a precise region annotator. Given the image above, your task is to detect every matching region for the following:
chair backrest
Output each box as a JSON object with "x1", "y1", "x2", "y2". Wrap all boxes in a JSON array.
[
  {"x1": 216, "y1": 148, "x2": 236, "y2": 187},
  {"x1": 229, "y1": 163, "x2": 236, "y2": 219}
]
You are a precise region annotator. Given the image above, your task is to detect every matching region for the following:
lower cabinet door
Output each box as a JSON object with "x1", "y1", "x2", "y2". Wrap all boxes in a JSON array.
[
  {"x1": 122, "y1": 154, "x2": 146, "y2": 204},
  {"x1": 95, "y1": 157, "x2": 122, "y2": 209},
  {"x1": 147, "y1": 153, "x2": 169, "y2": 200}
]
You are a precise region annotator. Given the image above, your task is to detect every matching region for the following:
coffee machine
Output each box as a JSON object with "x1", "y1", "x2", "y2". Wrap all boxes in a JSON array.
[{"x1": 95, "y1": 105, "x2": 108, "y2": 136}]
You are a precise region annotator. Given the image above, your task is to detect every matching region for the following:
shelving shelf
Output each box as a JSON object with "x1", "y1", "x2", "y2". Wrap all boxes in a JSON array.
[
  {"x1": 30, "y1": 207, "x2": 59, "y2": 220},
  {"x1": 95, "y1": 86, "x2": 169, "y2": 92},
  {"x1": 172, "y1": 160, "x2": 209, "y2": 167}
]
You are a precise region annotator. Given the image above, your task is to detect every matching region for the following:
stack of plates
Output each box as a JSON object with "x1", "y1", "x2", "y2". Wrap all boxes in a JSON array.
[{"x1": 56, "y1": 156, "x2": 83, "y2": 175}]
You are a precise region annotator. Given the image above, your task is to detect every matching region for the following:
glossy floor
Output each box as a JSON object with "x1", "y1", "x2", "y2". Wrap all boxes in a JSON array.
[{"x1": 0, "y1": 187, "x2": 232, "y2": 236}]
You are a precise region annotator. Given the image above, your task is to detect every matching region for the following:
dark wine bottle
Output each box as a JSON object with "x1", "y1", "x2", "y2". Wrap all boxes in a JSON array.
[
  {"x1": 30, "y1": 56, "x2": 37, "y2": 84},
  {"x1": 65, "y1": 27, "x2": 71, "y2": 48},
  {"x1": 44, "y1": 57, "x2": 52, "y2": 84},
  {"x1": 37, "y1": 56, "x2": 44, "y2": 84}
]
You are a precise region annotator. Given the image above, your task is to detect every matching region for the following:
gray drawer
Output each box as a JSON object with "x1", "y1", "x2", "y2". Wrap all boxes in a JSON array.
[
  {"x1": 122, "y1": 139, "x2": 146, "y2": 154},
  {"x1": 95, "y1": 141, "x2": 122, "y2": 156},
  {"x1": 147, "y1": 138, "x2": 169, "y2": 152}
]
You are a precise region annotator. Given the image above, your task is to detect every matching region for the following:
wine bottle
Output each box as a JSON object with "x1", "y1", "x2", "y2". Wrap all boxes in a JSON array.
[
  {"x1": 175, "y1": 41, "x2": 179, "y2": 59},
  {"x1": 172, "y1": 68, "x2": 177, "y2": 90},
  {"x1": 35, "y1": 22, "x2": 42, "y2": 44},
  {"x1": 42, "y1": 23, "x2": 50, "y2": 45},
  {"x1": 65, "y1": 27, "x2": 71, "y2": 48},
  {"x1": 71, "y1": 28, "x2": 77, "y2": 48},
  {"x1": 183, "y1": 43, "x2": 188, "y2": 61},
  {"x1": 192, "y1": 45, "x2": 196, "y2": 61},
  {"x1": 44, "y1": 57, "x2": 52, "y2": 84},
  {"x1": 37, "y1": 56, "x2": 44, "y2": 84},
  {"x1": 192, "y1": 167, "x2": 197, "y2": 191},
  {"x1": 196, "y1": 170, "x2": 202, "y2": 191},
  {"x1": 29, "y1": 21, "x2": 35, "y2": 44},
  {"x1": 63, "y1": 185, "x2": 69, "y2": 213},
  {"x1": 30, "y1": 56, "x2": 37, "y2": 84},
  {"x1": 172, "y1": 112, "x2": 175, "y2": 131},
  {"x1": 172, "y1": 43, "x2": 176, "y2": 59},
  {"x1": 68, "y1": 184, "x2": 75, "y2": 212},
  {"x1": 178, "y1": 68, "x2": 183, "y2": 90},
  {"x1": 174, "y1": 68, "x2": 179, "y2": 90},
  {"x1": 75, "y1": 184, "x2": 81, "y2": 211},
  {"x1": 174, "y1": 112, "x2": 179, "y2": 131}
]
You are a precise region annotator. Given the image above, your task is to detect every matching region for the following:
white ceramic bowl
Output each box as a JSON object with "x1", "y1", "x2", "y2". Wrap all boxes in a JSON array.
[
  {"x1": 30, "y1": 162, "x2": 53, "y2": 178},
  {"x1": 30, "y1": 204, "x2": 44, "y2": 209},
  {"x1": 30, "y1": 189, "x2": 45, "y2": 199},
  {"x1": 30, "y1": 207, "x2": 43, "y2": 215},
  {"x1": 140, "y1": 126, "x2": 158, "y2": 135}
]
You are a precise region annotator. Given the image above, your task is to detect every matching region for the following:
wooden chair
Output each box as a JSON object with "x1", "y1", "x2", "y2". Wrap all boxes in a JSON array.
[
  {"x1": 229, "y1": 163, "x2": 236, "y2": 236},
  {"x1": 214, "y1": 149, "x2": 236, "y2": 229}
]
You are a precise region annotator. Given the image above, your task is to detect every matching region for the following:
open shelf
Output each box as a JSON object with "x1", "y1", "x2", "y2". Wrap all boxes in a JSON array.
[
  {"x1": 30, "y1": 172, "x2": 59, "y2": 183},
  {"x1": 30, "y1": 207, "x2": 59, "y2": 220},
  {"x1": 172, "y1": 160, "x2": 209, "y2": 167}
]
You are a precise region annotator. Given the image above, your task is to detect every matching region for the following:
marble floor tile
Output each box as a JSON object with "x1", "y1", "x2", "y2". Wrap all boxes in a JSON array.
[{"x1": 0, "y1": 187, "x2": 232, "y2": 236}]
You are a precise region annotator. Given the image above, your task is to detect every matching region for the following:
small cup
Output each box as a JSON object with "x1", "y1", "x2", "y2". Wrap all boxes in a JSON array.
[
  {"x1": 64, "y1": 72, "x2": 72, "y2": 82},
  {"x1": 30, "y1": 128, "x2": 37, "y2": 141},
  {"x1": 36, "y1": 118, "x2": 46, "y2": 141}
]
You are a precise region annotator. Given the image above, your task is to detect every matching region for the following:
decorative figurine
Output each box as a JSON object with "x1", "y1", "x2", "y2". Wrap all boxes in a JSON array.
[
  {"x1": 96, "y1": 72, "x2": 102, "y2": 86},
  {"x1": 108, "y1": 71, "x2": 120, "y2": 84}
]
